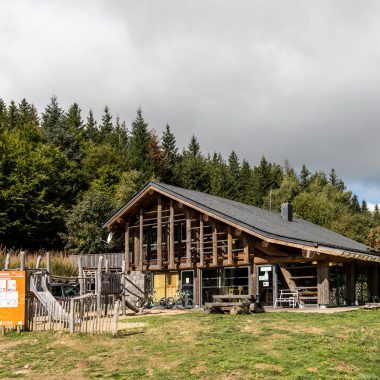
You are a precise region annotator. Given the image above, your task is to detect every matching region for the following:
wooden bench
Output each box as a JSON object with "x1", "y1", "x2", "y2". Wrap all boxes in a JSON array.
[{"x1": 204, "y1": 294, "x2": 263, "y2": 315}]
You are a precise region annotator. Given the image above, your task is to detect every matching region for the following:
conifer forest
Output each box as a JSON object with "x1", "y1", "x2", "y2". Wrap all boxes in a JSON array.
[{"x1": 1, "y1": 97, "x2": 379, "y2": 253}]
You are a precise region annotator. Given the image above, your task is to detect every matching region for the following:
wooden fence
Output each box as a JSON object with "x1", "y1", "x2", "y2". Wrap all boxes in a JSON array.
[
  {"x1": 26, "y1": 294, "x2": 120, "y2": 335},
  {"x1": 71, "y1": 253, "x2": 124, "y2": 269}
]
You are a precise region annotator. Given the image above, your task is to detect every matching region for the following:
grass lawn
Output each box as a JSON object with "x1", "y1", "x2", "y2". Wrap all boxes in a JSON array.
[{"x1": 0, "y1": 309, "x2": 379, "y2": 379}]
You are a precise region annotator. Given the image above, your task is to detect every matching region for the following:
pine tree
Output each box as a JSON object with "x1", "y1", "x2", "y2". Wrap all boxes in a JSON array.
[
  {"x1": 239, "y1": 159, "x2": 252, "y2": 203},
  {"x1": 0, "y1": 99, "x2": 6, "y2": 130},
  {"x1": 374, "y1": 204, "x2": 380, "y2": 225},
  {"x1": 329, "y1": 168, "x2": 338, "y2": 187},
  {"x1": 227, "y1": 151, "x2": 240, "y2": 199},
  {"x1": 161, "y1": 124, "x2": 178, "y2": 184},
  {"x1": 148, "y1": 129, "x2": 164, "y2": 179},
  {"x1": 85, "y1": 110, "x2": 99, "y2": 142},
  {"x1": 65, "y1": 103, "x2": 83, "y2": 134},
  {"x1": 361, "y1": 200, "x2": 368, "y2": 213},
  {"x1": 179, "y1": 135, "x2": 209, "y2": 191},
  {"x1": 99, "y1": 106, "x2": 113, "y2": 140},
  {"x1": 299, "y1": 164, "x2": 310, "y2": 191},
  {"x1": 128, "y1": 107, "x2": 151, "y2": 177},
  {"x1": 350, "y1": 194, "x2": 361, "y2": 213},
  {"x1": 7, "y1": 101, "x2": 19, "y2": 130},
  {"x1": 18, "y1": 98, "x2": 38, "y2": 127}
]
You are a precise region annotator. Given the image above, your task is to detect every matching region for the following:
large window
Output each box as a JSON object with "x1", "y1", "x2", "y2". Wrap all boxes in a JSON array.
[{"x1": 201, "y1": 267, "x2": 249, "y2": 304}]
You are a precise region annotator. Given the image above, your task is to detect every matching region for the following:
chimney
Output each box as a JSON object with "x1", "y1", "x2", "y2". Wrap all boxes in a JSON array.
[{"x1": 281, "y1": 201, "x2": 293, "y2": 222}]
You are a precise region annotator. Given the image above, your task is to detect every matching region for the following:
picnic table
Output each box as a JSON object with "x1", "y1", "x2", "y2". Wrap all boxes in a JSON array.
[{"x1": 204, "y1": 294, "x2": 264, "y2": 315}]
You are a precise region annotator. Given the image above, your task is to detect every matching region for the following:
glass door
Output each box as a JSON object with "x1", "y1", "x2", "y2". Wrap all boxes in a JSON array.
[
  {"x1": 181, "y1": 270, "x2": 194, "y2": 301},
  {"x1": 257, "y1": 265, "x2": 276, "y2": 306}
]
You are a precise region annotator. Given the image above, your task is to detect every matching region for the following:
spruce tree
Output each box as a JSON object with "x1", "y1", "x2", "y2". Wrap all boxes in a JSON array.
[
  {"x1": 85, "y1": 110, "x2": 99, "y2": 142},
  {"x1": 299, "y1": 164, "x2": 310, "y2": 191},
  {"x1": 128, "y1": 107, "x2": 151, "y2": 177},
  {"x1": 99, "y1": 106, "x2": 113, "y2": 140},
  {"x1": 361, "y1": 200, "x2": 368, "y2": 213},
  {"x1": 161, "y1": 124, "x2": 178, "y2": 184},
  {"x1": 239, "y1": 159, "x2": 252, "y2": 203},
  {"x1": 0, "y1": 99, "x2": 6, "y2": 131},
  {"x1": 7, "y1": 101, "x2": 19, "y2": 130},
  {"x1": 148, "y1": 129, "x2": 164, "y2": 179},
  {"x1": 227, "y1": 151, "x2": 240, "y2": 199},
  {"x1": 350, "y1": 194, "x2": 361, "y2": 213},
  {"x1": 373, "y1": 204, "x2": 380, "y2": 225}
]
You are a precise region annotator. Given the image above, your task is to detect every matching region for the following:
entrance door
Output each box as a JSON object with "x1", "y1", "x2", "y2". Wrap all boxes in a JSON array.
[
  {"x1": 181, "y1": 270, "x2": 194, "y2": 300},
  {"x1": 257, "y1": 265, "x2": 276, "y2": 306},
  {"x1": 153, "y1": 272, "x2": 179, "y2": 299}
]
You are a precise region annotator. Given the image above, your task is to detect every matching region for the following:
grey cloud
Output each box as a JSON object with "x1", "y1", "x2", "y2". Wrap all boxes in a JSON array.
[{"x1": 0, "y1": 0, "x2": 379, "y2": 203}]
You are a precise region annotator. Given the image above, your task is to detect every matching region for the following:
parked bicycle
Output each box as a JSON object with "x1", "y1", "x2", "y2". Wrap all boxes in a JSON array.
[
  {"x1": 135, "y1": 290, "x2": 168, "y2": 310},
  {"x1": 167, "y1": 288, "x2": 194, "y2": 309}
]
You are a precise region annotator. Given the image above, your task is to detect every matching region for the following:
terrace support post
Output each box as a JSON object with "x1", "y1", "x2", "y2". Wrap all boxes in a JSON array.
[
  {"x1": 46, "y1": 251, "x2": 51, "y2": 274},
  {"x1": 186, "y1": 209, "x2": 191, "y2": 265},
  {"x1": 157, "y1": 197, "x2": 163, "y2": 270},
  {"x1": 345, "y1": 261, "x2": 356, "y2": 306},
  {"x1": 139, "y1": 209, "x2": 144, "y2": 269},
  {"x1": 19, "y1": 251, "x2": 25, "y2": 271},
  {"x1": 317, "y1": 260, "x2": 330, "y2": 307},
  {"x1": 227, "y1": 226, "x2": 233, "y2": 265},
  {"x1": 169, "y1": 200, "x2": 175, "y2": 269},
  {"x1": 125, "y1": 221, "x2": 130, "y2": 272},
  {"x1": 243, "y1": 236, "x2": 249, "y2": 265},
  {"x1": 199, "y1": 217, "x2": 204, "y2": 267},
  {"x1": 368, "y1": 265, "x2": 379, "y2": 301},
  {"x1": 212, "y1": 222, "x2": 218, "y2": 266},
  {"x1": 134, "y1": 230, "x2": 139, "y2": 269},
  {"x1": 194, "y1": 268, "x2": 201, "y2": 306},
  {"x1": 249, "y1": 242, "x2": 257, "y2": 297}
]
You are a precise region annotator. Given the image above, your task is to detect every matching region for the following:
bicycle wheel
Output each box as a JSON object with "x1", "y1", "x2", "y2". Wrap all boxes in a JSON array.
[
  {"x1": 175, "y1": 298, "x2": 185, "y2": 309},
  {"x1": 166, "y1": 297, "x2": 175, "y2": 309},
  {"x1": 185, "y1": 299, "x2": 194, "y2": 309},
  {"x1": 158, "y1": 297, "x2": 168, "y2": 309}
]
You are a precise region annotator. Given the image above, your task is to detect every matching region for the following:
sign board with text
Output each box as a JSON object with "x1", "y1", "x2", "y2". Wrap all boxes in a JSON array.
[{"x1": 0, "y1": 271, "x2": 26, "y2": 327}]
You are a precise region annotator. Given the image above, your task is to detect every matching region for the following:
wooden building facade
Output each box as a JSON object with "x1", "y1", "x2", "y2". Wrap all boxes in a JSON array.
[{"x1": 103, "y1": 182, "x2": 380, "y2": 307}]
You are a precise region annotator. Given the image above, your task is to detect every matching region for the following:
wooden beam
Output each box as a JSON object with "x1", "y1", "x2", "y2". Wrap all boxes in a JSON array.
[
  {"x1": 278, "y1": 263, "x2": 297, "y2": 290},
  {"x1": 262, "y1": 240, "x2": 269, "y2": 248},
  {"x1": 199, "y1": 216, "x2": 204, "y2": 267},
  {"x1": 317, "y1": 260, "x2": 330, "y2": 307},
  {"x1": 169, "y1": 200, "x2": 175, "y2": 269},
  {"x1": 212, "y1": 222, "x2": 218, "y2": 266},
  {"x1": 133, "y1": 230, "x2": 139, "y2": 269},
  {"x1": 186, "y1": 208, "x2": 191, "y2": 265},
  {"x1": 125, "y1": 220, "x2": 130, "y2": 272},
  {"x1": 243, "y1": 236, "x2": 250, "y2": 264},
  {"x1": 227, "y1": 226, "x2": 233, "y2": 265},
  {"x1": 139, "y1": 209, "x2": 144, "y2": 269},
  {"x1": 234, "y1": 229, "x2": 242, "y2": 237},
  {"x1": 157, "y1": 197, "x2": 163, "y2": 270}
]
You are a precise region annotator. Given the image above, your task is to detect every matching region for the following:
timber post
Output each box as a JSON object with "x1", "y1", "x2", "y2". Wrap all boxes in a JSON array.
[
  {"x1": 121, "y1": 260, "x2": 126, "y2": 316},
  {"x1": 157, "y1": 197, "x2": 163, "y2": 270},
  {"x1": 199, "y1": 216, "x2": 204, "y2": 267},
  {"x1": 78, "y1": 256, "x2": 84, "y2": 296},
  {"x1": 36, "y1": 255, "x2": 42, "y2": 269},
  {"x1": 125, "y1": 221, "x2": 130, "y2": 272},
  {"x1": 212, "y1": 222, "x2": 218, "y2": 266},
  {"x1": 19, "y1": 251, "x2": 25, "y2": 271},
  {"x1": 112, "y1": 300, "x2": 120, "y2": 336},
  {"x1": 169, "y1": 200, "x2": 175, "y2": 269},
  {"x1": 139, "y1": 209, "x2": 144, "y2": 269},
  {"x1": 46, "y1": 251, "x2": 51, "y2": 274},
  {"x1": 96, "y1": 256, "x2": 103, "y2": 312},
  {"x1": 133, "y1": 230, "x2": 139, "y2": 269},
  {"x1": 4, "y1": 253, "x2": 10, "y2": 270},
  {"x1": 317, "y1": 260, "x2": 330, "y2": 307},
  {"x1": 227, "y1": 226, "x2": 233, "y2": 265},
  {"x1": 186, "y1": 208, "x2": 191, "y2": 265},
  {"x1": 69, "y1": 298, "x2": 75, "y2": 333}
]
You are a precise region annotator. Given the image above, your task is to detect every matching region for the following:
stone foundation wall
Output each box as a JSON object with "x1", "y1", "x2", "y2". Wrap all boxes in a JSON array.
[{"x1": 124, "y1": 271, "x2": 149, "y2": 304}]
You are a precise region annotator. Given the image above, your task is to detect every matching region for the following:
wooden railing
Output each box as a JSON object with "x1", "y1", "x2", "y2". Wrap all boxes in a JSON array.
[{"x1": 26, "y1": 294, "x2": 120, "y2": 335}]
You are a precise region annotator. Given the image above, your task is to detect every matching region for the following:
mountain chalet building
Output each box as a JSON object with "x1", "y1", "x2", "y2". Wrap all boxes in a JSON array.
[{"x1": 103, "y1": 182, "x2": 380, "y2": 308}]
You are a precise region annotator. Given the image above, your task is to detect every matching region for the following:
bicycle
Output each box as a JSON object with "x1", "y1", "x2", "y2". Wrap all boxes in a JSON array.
[
  {"x1": 167, "y1": 288, "x2": 194, "y2": 309},
  {"x1": 135, "y1": 290, "x2": 168, "y2": 310}
]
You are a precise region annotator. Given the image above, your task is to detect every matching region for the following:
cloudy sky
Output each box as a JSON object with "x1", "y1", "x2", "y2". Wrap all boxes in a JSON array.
[{"x1": 1, "y1": 1, "x2": 379, "y2": 207}]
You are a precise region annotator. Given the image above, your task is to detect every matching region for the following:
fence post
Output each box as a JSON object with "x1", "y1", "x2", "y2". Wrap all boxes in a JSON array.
[
  {"x1": 78, "y1": 256, "x2": 84, "y2": 296},
  {"x1": 46, "y1": 251, "x2": 51, "y2": 274},
  {"x1": 20, "y1": 251, "x2": 26, "y2": 271},
  {"x1": 121, "y1": 260, "x2": 126, "y2": 316},
  {"x1": 97, "y1": 256, "x2": 103, "y2": 313},
  {"x1": 4, "y1": 253, "x2": 10, "y2": 270},
  {"x1": 112, "y1": 300, "x2": 120, "y2": 336},
  {"x1": 69, "y1": 298, "x2": 75, "y2": 333},
  {"x1": 36, "y1": 255, "x2": 42, "y2": 269}
]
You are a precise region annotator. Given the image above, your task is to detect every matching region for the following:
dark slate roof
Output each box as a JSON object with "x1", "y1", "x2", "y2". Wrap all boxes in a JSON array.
[
  {"x1": 105, "y1": 181, "x2": 372, "y2": 254},
  {"x1": 153, "y1": 182, "x2": 371, "y2": 254}
]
